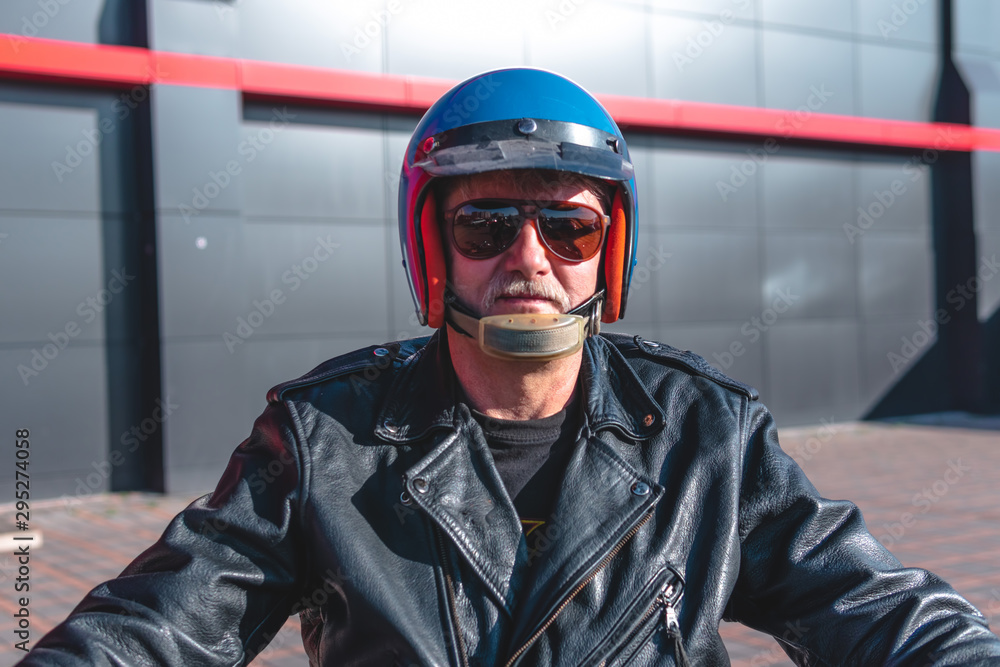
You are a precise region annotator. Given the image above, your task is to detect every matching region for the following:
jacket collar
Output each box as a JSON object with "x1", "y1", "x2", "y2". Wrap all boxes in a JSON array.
[
  {"x1": 374, "y1": 331, "x2": 668, "y2": 626},
  {"x1": 579, "y1": 334, "x2": 667, "y2": 439},
  {"x1": 373, "y1": 331, "x2": 459, "y2": 444},
  {"x1": 374, "y1": 332, "x2": 666, "y2": 444}
]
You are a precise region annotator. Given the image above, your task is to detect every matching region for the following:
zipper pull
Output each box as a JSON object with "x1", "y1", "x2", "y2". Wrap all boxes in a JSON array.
[
  {"x1": 661, "y1": 585, "x2": 691, "y2": 667},
  {"x1": 660, "y1": 583, "x2": 679, "y2": 633},
  {"x1": 664, "y1": 600, "x2": 680, "y2": 633}
]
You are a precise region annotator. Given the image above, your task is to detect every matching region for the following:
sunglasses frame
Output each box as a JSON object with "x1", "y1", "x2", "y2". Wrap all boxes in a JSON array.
[{"x1": 445, "y1": 198, "x2": 610, "y2": 263}]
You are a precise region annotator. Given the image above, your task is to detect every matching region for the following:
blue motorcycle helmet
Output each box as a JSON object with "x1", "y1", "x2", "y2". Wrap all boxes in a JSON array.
[{"x1": 398, "y1": 68, "x2": 638, "y2": 357}]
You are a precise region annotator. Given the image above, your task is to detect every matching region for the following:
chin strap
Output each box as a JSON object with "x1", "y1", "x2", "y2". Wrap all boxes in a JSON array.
[{"x1": 445, "y1": 291, "x2": 604, "y2": 361}]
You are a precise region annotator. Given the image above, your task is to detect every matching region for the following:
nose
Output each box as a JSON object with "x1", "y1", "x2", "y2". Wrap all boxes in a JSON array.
[{"x1": 501, "y1": 218, "x2": 551, "y2": 277}]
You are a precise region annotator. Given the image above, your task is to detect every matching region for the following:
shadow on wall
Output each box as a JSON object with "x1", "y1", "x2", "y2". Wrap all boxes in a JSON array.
[
  {"x1": 866, "y1": 302, "x2": 1000, "y2": 419},
  {"x1": 865, "y1": 339, "x2": 949, "y2": 420},
  {"x1": 98, "y1": 0, "x2": 147, "y2": 48}
]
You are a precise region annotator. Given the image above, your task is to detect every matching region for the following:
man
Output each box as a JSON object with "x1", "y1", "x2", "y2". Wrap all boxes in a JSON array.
[{"x1": 22, "y1": 68, "x2": 1000, "y2": 665}]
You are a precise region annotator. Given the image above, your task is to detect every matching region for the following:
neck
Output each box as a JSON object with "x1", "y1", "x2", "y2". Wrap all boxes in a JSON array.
[{"x1": 446, "y1": 325, "x2": 583, "y2": 420}]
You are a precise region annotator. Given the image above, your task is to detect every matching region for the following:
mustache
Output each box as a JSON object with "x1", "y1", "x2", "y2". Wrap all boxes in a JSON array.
[{"x1": 481, "y1": 273, "x2": 571, "y2": 312}]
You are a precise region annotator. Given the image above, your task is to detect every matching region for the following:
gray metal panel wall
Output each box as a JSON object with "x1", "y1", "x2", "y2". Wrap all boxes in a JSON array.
[
  {"x1": 957, "y1": 3, "x2": 1000, "y2": 410},
  {"x1": 151, "y1": 84, "x2": 404, "y2": 491},
  {"x1": 0, "y1": 87, "x2": 121, "y2": 502},
  {"x1": 0, "y1": 0, "x2": 114, "y2": 45},
  {"x1": 2, "y1": 0, "x2": 974, "y2": 500}
]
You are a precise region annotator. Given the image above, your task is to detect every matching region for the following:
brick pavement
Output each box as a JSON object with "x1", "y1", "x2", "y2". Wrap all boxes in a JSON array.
[{"x1": 0, "y1": 421, "x2": 997, "y2": 666}]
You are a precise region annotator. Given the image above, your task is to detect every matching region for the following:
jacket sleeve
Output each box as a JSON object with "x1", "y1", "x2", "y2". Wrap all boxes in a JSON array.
[
  {"x1": 726, "y1": 400, "x2": 1000, "y2": 666},
  {"x1": 19, "y1": 402, "x2": 306, "y2": 666}
]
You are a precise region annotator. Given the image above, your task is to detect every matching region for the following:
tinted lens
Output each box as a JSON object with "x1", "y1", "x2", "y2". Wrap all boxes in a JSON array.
[
  {"x1": 450, "y1": 200, "x2": 606, "y2": 261},
  {"x1": 538, "y1": 205, "x2": 605, "y2": 261},
  {"x1": 452, "y1": 203, "x2": 521, "y2": 258}
]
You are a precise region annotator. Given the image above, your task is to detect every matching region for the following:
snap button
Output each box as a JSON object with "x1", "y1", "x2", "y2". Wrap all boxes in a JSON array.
[
  {"x1": 631, "y1": 482, "x2": 651, "y2": 497},
  {"x1": 383, "y1": 420, "x2": 398, "y2": 434},
  {"x1": 517, "y1": 118, "x2": 538, "y2": 135},
  {"x1": 374, "y1": 347, "x2": 390, "y2": 357},
  {"x1": 413, "y1": 478, "x2": 429, "y2": 494},
  {"x1": 399, "y1": 491, "x2": 412, "y2": 506},
  {"x1": 643, "y1": 414, "x2": 655, "y2": 427},
  {"x1": 646, "y1": 341, "x2": 660, "y2": 349}
]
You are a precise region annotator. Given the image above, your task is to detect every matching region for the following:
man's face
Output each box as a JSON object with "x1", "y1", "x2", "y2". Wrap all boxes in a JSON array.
[{"x1": 439, "y1": 172, "x2": 604, "y2": 317}]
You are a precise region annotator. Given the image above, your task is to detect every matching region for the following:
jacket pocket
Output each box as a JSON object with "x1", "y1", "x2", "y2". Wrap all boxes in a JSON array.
[{"x1": 588, "y1": 567, "x2": 686, "y2": 667}]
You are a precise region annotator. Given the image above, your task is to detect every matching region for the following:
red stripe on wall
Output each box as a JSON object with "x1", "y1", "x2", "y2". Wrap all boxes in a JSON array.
[
  {"x1": 0, "y1": 34, "x2": 149, "y2": 86},
  {"x1": 3, "y1": 34, "x2": 1000, "y2": 152},
  {"x1": 241, "y1": 60, "x2": 453, "y2": 112}
]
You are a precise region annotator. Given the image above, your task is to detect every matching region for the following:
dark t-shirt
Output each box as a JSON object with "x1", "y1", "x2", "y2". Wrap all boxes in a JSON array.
[{"x1": 469, "y1": 392, "x2": 581, "y2": 561}]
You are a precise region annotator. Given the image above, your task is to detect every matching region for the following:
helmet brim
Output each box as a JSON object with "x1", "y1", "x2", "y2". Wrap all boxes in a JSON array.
[{"x1": 416, "y1": 138, "x2": 634, "y2": 181}]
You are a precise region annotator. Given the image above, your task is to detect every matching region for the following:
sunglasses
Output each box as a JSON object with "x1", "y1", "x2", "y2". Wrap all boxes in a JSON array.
[{"x1": 446, "y1": 198, "x2": 610, "y2": 262}]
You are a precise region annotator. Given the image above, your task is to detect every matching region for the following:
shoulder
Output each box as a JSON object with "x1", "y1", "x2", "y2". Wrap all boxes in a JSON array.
[
  {"x1": 597, "y1": 332, "x2": 759, "y2": 401},
  {"x1": 266, "y1": 336, "x2": 432, "y2": 404}
]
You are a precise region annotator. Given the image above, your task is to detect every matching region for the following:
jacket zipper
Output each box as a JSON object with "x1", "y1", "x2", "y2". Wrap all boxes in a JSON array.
[
  {"x1": 503, "y1": 510, "x2": 655, "y2": 667},
  {"x1": 597, "y1": 578, "x2": 684, "y2": 667},
  {"x1": 434, "y1": 527, "x2": 470, "y2": 667},
  {"x1": 661, "y1": 582, "x2": 690, "y2": 667},
  {"x1": 633, "y1": 581, "x2": 678, "y2": 643}
]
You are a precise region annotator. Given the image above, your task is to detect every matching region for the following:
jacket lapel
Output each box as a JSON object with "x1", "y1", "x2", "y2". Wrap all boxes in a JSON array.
[
  {"x1": 402, "y1": 418, "x2": 526, "y2": 616},
  {"x1": 506, "y1": 336, "x2": 668, "y2": 650},
  {"x1": 376, "y1": 333, "x2": 525, "y2": 616}
]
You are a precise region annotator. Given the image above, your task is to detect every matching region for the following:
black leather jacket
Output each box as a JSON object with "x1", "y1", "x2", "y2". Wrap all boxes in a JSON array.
[{"x1": 22, "y1": 333, "x2": 1000, "y2": 666}]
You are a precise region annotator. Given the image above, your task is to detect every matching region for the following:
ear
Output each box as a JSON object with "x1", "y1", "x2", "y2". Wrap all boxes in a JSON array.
[
  {"x1": 420, "y1": 194, "x2": 448, "y2": 328},
  {"x1": 602, "y1": 188, "x2": 626, "y2": 323}
]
